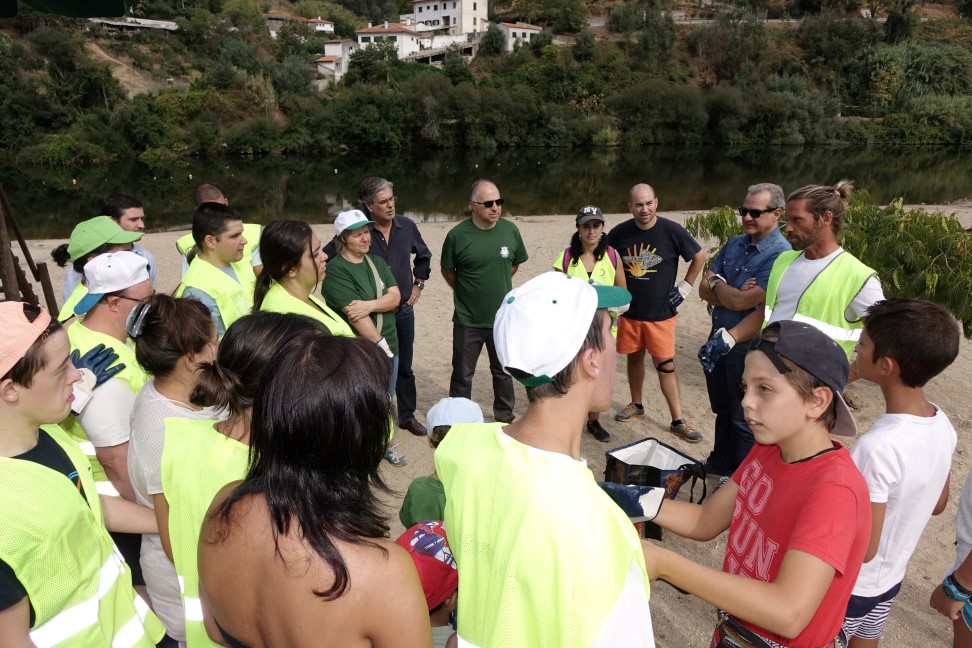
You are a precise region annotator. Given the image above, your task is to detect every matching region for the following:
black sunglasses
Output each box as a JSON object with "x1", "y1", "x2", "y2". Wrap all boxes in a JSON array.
[
  {"x1": 472, "y1": 198, "x2": 505, "y2": 208},
  {"x1": 738, "y1": 206, "x2": 777, "y2": 219}
]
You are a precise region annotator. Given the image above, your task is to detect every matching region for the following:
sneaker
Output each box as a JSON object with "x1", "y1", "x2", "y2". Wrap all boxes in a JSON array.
[
  {"x1": 587, "y1": 420, "x2": 611, "y2": 443},
  {"x1": 669, "y1": 419, "x2": 703, "y2": 443},
  {"x1": 384, "y1": 444, "x2": 407, "y2": 467},
  {"x1": 615, "y1": 403, "x2": 645, "y2": 422}
]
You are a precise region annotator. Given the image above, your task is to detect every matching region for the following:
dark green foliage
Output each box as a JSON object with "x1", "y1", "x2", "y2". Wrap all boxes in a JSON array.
[
  {"x1": 345, "y1": 40, "x2": 398, "y2": 84},
  {"x1": 529, "y1": 30, "x2": 554, "y2": 54},
  {"x1": 270, "y1": 56, "x2": 316, "y2": 96},
  {"x1": 573, "y1": 29, "x2": 596, "y2": 62},
  {"x1": 480, "y1": 24, "x2": 505, "y2": 56}
]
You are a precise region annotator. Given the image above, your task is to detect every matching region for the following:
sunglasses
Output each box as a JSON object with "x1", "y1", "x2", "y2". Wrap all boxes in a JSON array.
[
  {"x1": 738, "y1": 207, "x2": 777, "y2": 219},
  {"x1": 472, "y1": 198, "x2": 505, "y2": 208}
]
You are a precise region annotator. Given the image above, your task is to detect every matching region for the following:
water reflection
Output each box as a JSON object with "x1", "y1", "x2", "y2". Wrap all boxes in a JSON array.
[{"x1": 3, "y1": 146, "x2": 971, "y2": 238}]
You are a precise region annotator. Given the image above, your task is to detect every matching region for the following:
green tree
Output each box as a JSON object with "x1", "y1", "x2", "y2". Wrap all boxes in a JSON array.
[
  {"x1": 573, "y1": 29, "x2": 596, "y2": 62},
  {"x1": 345, "y1": 40, "x2": 398, "y2": 84},
  {"x1": 479, "y1": 24, "x2": 505, "y2": 56},
  {"x1": 270, "y1": 55, "x2": 316, "y2": 96}
]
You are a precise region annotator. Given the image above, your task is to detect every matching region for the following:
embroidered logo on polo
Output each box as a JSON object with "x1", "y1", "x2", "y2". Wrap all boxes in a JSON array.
[{"x1": 500, "y1": 246, "x2": 510, "y2": 258}]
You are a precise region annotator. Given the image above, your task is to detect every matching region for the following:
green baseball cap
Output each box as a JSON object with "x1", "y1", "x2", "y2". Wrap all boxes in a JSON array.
[{"x1": 67, "y1": 216, "x2": 142, "y2": 262}]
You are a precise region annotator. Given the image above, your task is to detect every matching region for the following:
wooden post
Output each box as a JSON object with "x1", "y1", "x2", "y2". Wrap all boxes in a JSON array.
[{"x1": 0, "y1": 199, "x2": 19, "y2": 302}]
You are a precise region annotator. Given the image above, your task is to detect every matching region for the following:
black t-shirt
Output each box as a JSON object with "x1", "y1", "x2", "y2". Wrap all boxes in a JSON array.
[
  {"x1": 607, "y1": 217, "x2": 702, "y2": 322},
  {"x1": 0, "y1": 430, "x2": 87, "y2": 623}
]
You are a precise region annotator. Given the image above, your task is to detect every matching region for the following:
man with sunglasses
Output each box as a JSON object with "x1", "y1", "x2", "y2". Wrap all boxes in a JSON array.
[
  {"x1": 442, "y1": 179, "x2": 528, "y2": 423},
  {"x1": 697, "y1": 183, "x2": 791, "y2": 476},
  {"x1": 62, "y1": 251, "x2": 155, "y2": 601}
]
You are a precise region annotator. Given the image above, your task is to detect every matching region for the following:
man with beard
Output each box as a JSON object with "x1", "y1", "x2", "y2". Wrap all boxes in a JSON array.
[{"x1": 699, "y1": 181, "x2": 884, "y2": 374}]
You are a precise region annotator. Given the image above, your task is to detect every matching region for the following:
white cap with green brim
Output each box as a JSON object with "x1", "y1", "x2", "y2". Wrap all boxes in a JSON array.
[
  {"x1": 494, "y1": 272, "x2": 631, "y2": 387},
  {"x1": 333, "y1": 209, "x2": 371, "y2": 237}
]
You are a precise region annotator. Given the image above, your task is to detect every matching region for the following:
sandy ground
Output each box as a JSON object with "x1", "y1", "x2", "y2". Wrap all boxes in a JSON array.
[{"x1": 15, "y1": 203, "x2": 972, "y2": 647}]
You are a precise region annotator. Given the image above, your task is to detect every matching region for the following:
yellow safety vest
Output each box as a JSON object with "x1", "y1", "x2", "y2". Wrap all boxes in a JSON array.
[
  {"x1": 161, "y1": 418, "x2": 249, "y2": 647},
  {"x1": 259, "y1": 281, "x2": 355, "y2": 337},
  {"x1": 62, "y1": 322, "x2": 148, "y2": 495},
  {"x1": 436, "y1": 423, "x2": 651, "y2": 647},
  {"x1": 176, "y1": 257, "x2": 255, "y2": 333},
  {"x1": 0, "y1": 425, "x2": 165, "y2": 647},
  {"x1": 763, "y1": 250, "x2": 877, "y2": 358}
]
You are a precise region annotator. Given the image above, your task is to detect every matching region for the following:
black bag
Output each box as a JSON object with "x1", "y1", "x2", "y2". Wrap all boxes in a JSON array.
[{"x1": 603, "y1": 437, "x2": 706, "y2": 540}]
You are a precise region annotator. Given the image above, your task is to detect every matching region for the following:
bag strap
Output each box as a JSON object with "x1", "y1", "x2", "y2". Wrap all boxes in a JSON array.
[
  {"x1": 716, "y1": 612, "x2": 777, "y2": 648},
  {"x1": 562, "y1": 247, "x2": 572, "y2": 272},
  {"x1": 363, "y1": 255, "x2": 383, "y2": 333},
  {"x1": 678, "y1": 462, "x2": 707, "y2": 504},
  {"x1": 607, "y1": 245, "x2": 618, "y2": 268}
]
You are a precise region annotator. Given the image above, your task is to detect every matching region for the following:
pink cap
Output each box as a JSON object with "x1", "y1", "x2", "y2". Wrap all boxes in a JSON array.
[{"x1": 0, "y1": 302, "x2": 52, "y2": 378}]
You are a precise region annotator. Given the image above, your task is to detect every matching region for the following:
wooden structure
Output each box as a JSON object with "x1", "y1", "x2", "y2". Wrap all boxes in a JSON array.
[{"x1": 0, "y1": 184, "x2": 59, "y2": 313}]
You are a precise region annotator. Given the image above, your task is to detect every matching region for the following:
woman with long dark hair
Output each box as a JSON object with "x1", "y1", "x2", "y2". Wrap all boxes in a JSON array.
[
  {"x1": 553, "y1": 205, "x2": 626, "y2": 443},
  {"x1": 199, "y1": 334, "x2": 430, "y2": 647},
  {"x1": 253, "y1": 220, "x2": 354, "y2": 337},
  {"x1": 159, "y1": 312, "x2": 330, "y2": 647}
]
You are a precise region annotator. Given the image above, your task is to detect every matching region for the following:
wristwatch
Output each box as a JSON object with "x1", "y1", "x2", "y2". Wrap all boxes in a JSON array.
[
  {"x1": 943, "y1": 573, "x2": 972, "y2": 601},
  {"x1": 414, "y1": 280, "x2": 425, "y2": 290},
  {"x1": 708, "y1": 275, "x2": 724, "y2": 291}
]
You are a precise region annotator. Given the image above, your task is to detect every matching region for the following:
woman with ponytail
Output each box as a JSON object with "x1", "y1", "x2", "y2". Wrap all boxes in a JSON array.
[
  {"x1": 252, "y1": 220, "x2": 354, "y2": 337},
  {"x1": 199, "y1": 334, "x2": 430, "y2": 648},
  {"x1": 127, "y1": 294, "x2": 219, "y2": 644},
  {"x1": 160, "y1": 312, "x2": 329, "y2": 647}
]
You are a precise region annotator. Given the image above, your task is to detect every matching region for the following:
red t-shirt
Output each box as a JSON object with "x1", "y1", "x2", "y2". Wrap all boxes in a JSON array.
[{"x1": 725, "y1": 442, "x2": 870, "y2": 647}]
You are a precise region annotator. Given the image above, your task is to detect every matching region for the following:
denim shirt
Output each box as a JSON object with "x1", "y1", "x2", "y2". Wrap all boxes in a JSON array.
[{"x1": 710, "y1": 228, "x2": 791, "y2": 330}]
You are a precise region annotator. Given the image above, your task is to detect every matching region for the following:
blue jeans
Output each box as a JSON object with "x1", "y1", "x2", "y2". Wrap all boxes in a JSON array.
[{"x1": 704, "y1": 339, "x2": 752, "y2": 475}]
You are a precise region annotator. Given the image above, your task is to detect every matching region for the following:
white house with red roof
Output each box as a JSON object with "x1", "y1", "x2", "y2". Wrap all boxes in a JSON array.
[
  {"x1": 356, "y1": 21, "x2": 426, "y2": 58},
  {"x1": 400, "y1": 0, "x2": 487, "y2": 35},
  {"x1": 496, "y1": 21, "x2": 542, "y2": 51},
  {"x1": 307, "y1": 17, "x2": 335, "y2": 33}
]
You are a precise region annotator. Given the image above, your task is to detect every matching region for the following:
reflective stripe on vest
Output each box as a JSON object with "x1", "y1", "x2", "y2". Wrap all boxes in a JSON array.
[
  {"x1": 57, "y1": 283, "x2": 87, "y2": 323},
  {"x1": 260, "y1": 281, "x2": 355, "y2": 337},
  {"x1": 763, "y1": 250, "x2": 876, "y2": 357},
  {"x1": 176, "y1": 257, "x2": 255, "y2": 332},
  {"x1": 0, "y1": 426, "x2": 164, "y2": 647},
  {"x1": 162, "y1": 418, "x2": 248, "y2": 647}
]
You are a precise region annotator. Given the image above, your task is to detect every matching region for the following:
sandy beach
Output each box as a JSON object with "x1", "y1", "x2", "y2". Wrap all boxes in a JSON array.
[{"x1": 17, "y1": 202, "x2": 972, "y2": 647}]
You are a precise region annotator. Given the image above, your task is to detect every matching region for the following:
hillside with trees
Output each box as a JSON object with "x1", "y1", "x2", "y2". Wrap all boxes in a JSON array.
[{"x1": 1, "y1": 0, "x2": 971, "y2": 164}]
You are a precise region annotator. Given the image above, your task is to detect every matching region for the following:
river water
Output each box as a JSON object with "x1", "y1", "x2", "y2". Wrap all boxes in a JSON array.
[{"x1": 4, "y1": 145, "x2": 972, "y2": 239}]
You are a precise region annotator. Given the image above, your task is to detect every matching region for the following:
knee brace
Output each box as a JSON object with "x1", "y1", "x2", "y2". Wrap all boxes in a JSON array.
[{"x1": 655, "y1": 358, "x2": 675, "y2": 374}]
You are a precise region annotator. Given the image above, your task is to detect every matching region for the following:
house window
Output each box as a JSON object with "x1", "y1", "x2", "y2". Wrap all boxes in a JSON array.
[
  {"x1": 433, "y1": 3, "x2": 437, "y2": 8},
  {"x1": 473, "y1": 2, "x2": 477, "y2": 9},
  {"x1": 389, "y1": 35, "x2": 397, "y2": 41},
  {"x1": 472, "y1": 16, "x2": 476, "y2": 25},
  {"x1": 418, "y1": 6, "x2": 422, "y2": 11},
  {"x1": 452, "y1": 1, "x2": 456, "y2": 6},
  {"x1": 361, "y1": 36, "x2": 371, "y2": 42}
]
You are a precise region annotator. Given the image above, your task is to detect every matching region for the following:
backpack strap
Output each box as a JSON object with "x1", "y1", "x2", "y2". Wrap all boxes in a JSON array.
[
  {"x1": 561, "y1": 247, "x2": 572, "y2": 272},
  {"x1": 607, "y1": 245, "x2": 618, "y2": 268}
]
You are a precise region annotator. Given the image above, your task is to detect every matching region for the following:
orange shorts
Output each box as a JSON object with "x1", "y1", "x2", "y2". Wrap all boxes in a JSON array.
[{"x1": 617, "y1": 316, "x2": 677, "y2": 358}]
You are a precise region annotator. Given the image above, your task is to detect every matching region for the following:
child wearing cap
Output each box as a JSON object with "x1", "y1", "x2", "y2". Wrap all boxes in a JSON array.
[
  {"x1": 396, "y1": 520, "x2": 460, "y2": 648},
  {"x1": 552, "y1": 204, "x2": 626, "y2": 443},
  {"x1": 399, "y1": 397, "x2": 484, "y2": 529},
  {"x1": 642, "y1": 320, "x2": 870, "y2": 648},
  {"x1": 0, "y1": 301, "x2": 164, "y2": 646},
  {"x1": 842, "y1": 300, "x2": 961, "y2": 647},
  {"x1": 436, "y1": 272, "x2": 656, "y2": 647}
]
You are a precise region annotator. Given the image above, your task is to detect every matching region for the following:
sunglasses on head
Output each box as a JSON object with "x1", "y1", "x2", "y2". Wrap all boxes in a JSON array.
[
  {"x1": 738, "y1": 206, "x2": 777, "y2": 219},
  {"x1": 473, "y1": 198, "x2": 505, "y2": 208}
]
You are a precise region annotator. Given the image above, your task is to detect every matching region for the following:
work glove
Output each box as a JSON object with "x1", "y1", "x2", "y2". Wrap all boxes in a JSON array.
[
  {"x1": 377, "y1": 337, "x2": 394, "y2": 358},
  {"x1": 598, "y1": 481, "x2": 666, "y2": 521},
  {"x1": 71, "y1": 344, "x2": 124, "y2": 387},
  {"x1": 698, "y1": 327, "x2": 736, "y2": 374},
  {"x1": 667, "y1": 279, "x2": 693, "y2": 310}
]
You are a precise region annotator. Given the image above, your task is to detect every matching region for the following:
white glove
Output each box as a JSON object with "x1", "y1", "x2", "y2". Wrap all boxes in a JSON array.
[
  {"x1": 676, "y1": 279, "x2": 693, "y2": 299},
  {"x1": 70, "y1": 369, "x2": 97, "y2": 415},
  {"x1": 377, "y1": 337, "x2": 394, "y2": 358}
]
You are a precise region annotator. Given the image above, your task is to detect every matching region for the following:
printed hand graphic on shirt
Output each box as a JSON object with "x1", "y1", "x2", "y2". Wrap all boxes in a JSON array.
[{"x1": 622, "y1": 245, "x2": 663, "y2": 278}]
